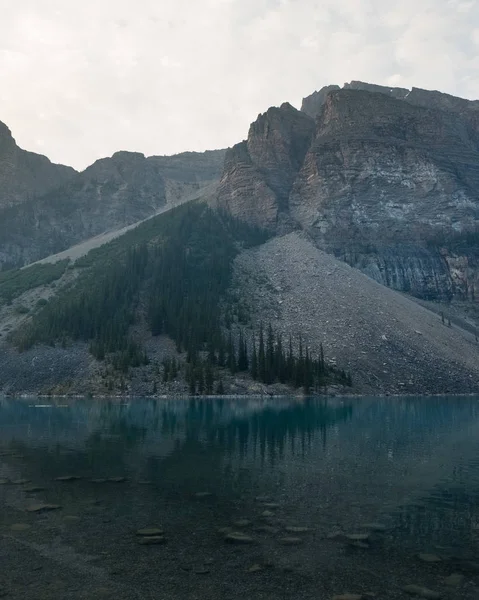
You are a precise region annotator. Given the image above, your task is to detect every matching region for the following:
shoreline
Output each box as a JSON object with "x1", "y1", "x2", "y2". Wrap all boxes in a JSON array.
[{"x1": 2, "y1": 391, "x2": 479, "y2": 401}]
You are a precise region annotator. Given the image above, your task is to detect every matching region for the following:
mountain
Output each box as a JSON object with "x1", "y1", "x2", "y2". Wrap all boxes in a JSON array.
[
  {"x1": 2, "y1": 80, "x2": 479, "y2": 397},
  {"x1": 0, "y1": 125, "x2": 226, "y2": 269},
  {"x1": 216, "y1": 103, "x2": 315, "y2": 230},
  {"x1": 217, "y1": 81, "x2": 479, "y2": 301},
  {"x1": 0, "y1": 120, "x2": 76, "y2": 208},
  {"x1": 1, "y1": 200, "x2": 479, "y2": 396}
]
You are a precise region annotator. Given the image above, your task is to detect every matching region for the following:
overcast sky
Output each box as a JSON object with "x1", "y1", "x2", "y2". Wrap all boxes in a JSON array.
[{"x1": 1, "y1": 0, "x2": 478, "y2": 170}]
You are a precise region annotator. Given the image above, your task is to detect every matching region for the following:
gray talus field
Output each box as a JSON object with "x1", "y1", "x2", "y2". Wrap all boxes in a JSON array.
[{"x1": 233, "y1": 232, "x2": 479, "y2": 394}]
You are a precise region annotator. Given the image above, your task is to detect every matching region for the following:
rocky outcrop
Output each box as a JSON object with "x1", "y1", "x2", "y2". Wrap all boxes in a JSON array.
[
  {"x1": 216, "y1": 103, "x2": 315, "y2": 230},
  {"x1": 219, "y1": 82, "x2": 479, "y2": 300},
  {"x1": 300, "y1": 85, "x2": 340, "y2": 119},
  {"x1": 0, "y1": 120, "x2": 76, "y2": 209}
]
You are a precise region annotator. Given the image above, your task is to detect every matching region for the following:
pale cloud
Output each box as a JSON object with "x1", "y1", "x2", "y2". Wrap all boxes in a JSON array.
[{"x1": 0, "y1": 0, "x2": 477, "y2": 170}]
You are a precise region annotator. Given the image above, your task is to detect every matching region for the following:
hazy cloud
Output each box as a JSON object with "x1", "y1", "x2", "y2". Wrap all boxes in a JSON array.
[{"x1": 0, "y1": 0, "x2": 477, "y2": 169}]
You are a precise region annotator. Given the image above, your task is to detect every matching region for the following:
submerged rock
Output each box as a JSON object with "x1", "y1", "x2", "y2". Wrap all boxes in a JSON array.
[
  {"x1": 10, "y1": 523, "x2": 31, "y2": 531},
  {"x1": 54, "y1": 476, "x2": 82, "y2": 482},
  {"x1": 138, "y1": 536, "x2": 167, "y2": 545},
  {"x1": 108, "y1": 477, "x2": 126, "y2": 483},
  {"x1": 402, "y1": 584, "x2": 442, "y2": 599},
  {"x1": 136, "y1": 528, "x2": 164, "y2": 537},
  {"x1": 444, "y1": 573, "x2": 464, "y2": 587},
  {"x1": 24, "y1": 486, "x2": 46, "y2": 493},
  {"x1": 224, "y1": 532, "x2": 254, "y2": 544},
  {"x1": 261, "y1": 510, "x2": 275, "y2": 518},
  {"x1": 12, "y1": 479, "x2": 30, "y2": 485},
  {"x1": 418, "y1": 553, "x2": 442, "y2": 563},
  {"x1": 217, "y1": 527, "x2": 234, "y2": 535},
  {"x1": 346, "y1": 533, "x2": 370, "y2": 542},
  {"x1": 233, "y1": 519, "x2": 252, "y2": 528},
  {"x1": 194, "y1": 492, "x2": 212, "y2": 499},
  {"x1": 246, "y1": 564, "x2": 264, "y2": 573},
  {"x1": 279, "y1": 537, "x2": 303, "y2": 546},
  {"x1": 284, "y1": 526, "x2": 310, "y2": 533},
  {"x1": 26, "y1": 503, "x2": 61, "y2": 513}
]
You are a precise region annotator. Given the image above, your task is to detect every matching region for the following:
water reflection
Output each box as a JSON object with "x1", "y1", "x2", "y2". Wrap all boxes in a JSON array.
[{"x1": 1, "y1": 396, "x2": 479, "y2": 599}]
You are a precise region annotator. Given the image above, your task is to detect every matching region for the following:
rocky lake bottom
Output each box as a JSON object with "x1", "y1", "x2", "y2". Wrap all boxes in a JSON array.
[{"x1": 1, "y1": 395, "x2": 479, "y2": 599}]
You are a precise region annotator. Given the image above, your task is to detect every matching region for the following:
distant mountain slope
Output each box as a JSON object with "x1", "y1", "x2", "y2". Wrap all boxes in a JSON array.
[
  {"x1": 0, "y1": 120, "x2": 76, "y2": 209},
  {"x1": 217, "y1": 81, "x2": 479, "y2": 301},
  {"x1": 0, "y1": 132, "x2": 226, "y2": 269}
]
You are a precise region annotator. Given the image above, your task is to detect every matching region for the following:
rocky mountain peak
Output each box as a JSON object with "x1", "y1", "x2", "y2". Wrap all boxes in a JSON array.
[
  {"x1": 0, "y1": 120, "x2": 76, "y2": 209},
  {"x1": 219, "y1": 81, "x2": 479, "y2": 300},
  {"x1": 300, "y1": 85, "x2": 341, "y2": 118},
  {"x1": 216, "y1": 102, "x2": 315, "y2": 229}
]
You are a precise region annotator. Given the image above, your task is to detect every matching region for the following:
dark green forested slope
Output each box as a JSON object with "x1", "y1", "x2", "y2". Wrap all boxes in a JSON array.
[{"x1": 11, "y1": 201, "x2": 351, "y2": 393}]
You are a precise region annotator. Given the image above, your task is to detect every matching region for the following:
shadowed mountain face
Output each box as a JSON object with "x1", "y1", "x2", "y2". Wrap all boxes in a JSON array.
[
  {"x1": 0, "y1": 130, "x2": 226, "y2": 269},
  {"x1": 217, "y1": 82, "x2": 479, "y2": 300},
  {"x1": 0, "y1": 121, "x2": 76, "y2": 209}
]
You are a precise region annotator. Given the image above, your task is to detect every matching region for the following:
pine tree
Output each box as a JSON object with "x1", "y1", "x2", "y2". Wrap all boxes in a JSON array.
[
  {"x1": 196, "y1": 363, "x2": 205, "y2": 394},
  {"x1": 216, "y1": 379, "x2": 225, "y2": 395},
  {"x1": 227, "y1": 331, "x2": 237, "y2": 373},
  {"x1": 258, "y1": 323, "x2": 266, "y2": 382},
  {"x1": 251, "y1": 334, "x2": 258, "y2": 380},
  {"x1": 218, "y1": 337, "x2": 226, "y2": 367},
  {"x1": 205, "y1": 362, "x2": 214, "y2": 394},
  {"x1": 266, "y1": 323, "x2": 275, "y2": 384},
  {"x1": 237, "y1": 330, "x2": 248, "y2": 371}
]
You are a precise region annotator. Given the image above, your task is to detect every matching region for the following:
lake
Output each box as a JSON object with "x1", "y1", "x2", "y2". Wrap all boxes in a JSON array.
[{"x1": 1, "y1": 396, "x2": 478, "y2": 599}]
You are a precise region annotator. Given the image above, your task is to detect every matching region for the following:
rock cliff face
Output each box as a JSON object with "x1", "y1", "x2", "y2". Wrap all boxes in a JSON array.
[
  {"x1": 218, "y1": 82, "x2": 479, "y2": 300},
  {"x1": 216, "y1": 103, "x2": 314, "y2": 229},
  {"x1": 0, "y1": 120, "x2": 76, "y2": 208},
  {"x1": 0, "y1": 133, "x2": 226, "y2": 268}
]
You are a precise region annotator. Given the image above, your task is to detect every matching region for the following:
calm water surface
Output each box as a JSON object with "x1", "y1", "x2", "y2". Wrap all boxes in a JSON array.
[{"x1": 1, "y1": 396, "x2": 479, "y2": 599}]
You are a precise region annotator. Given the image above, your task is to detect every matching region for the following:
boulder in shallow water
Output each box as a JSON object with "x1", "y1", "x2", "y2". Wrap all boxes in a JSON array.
[
  {"x1": 24, "y1": 485, "x2": 46, "y2": 493},
  {"x1": 194, "y1": 492, "x2": 212, "y2": 499},
  {"x1": 10, "y1": 523, "x2": 31, "y2": 531},
  {"x1": 224, "y1": 532, "x2": 254, "y2": 544},
  {"x1": 26, "y1": 503, "x2": 61, "y2": 513},
  {"x1": 346, "y1": 533, "x2": 370, "y2": 542},
  {"x1": 233, "y1": 519, "x2": 252, "y2": 528},
  {"x1": 138, "y1": 536, "x2": 167, "y2": 545},
  {"x1": 444, "y1": 573, "x2": 464, "y2": 587},
  {"x1": 284, "y1": 526, "x2": 310, "y2": 533},
  {"x1": 418, "y1": 553, "x2": 442, "y2": 563},
  {"x1": 136, "y1": 528, "x2": 164, "y2": 536},
  {"x1": 279, "y1": 537, "x2": 303, "y2": 546},
  {"x1": 402, "y1": 584, "x2": 442, "y2": 599}
]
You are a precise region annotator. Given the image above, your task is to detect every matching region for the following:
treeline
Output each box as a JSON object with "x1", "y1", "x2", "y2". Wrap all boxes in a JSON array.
[
  {"x1": 0, "y1": 259, "x2": 69, "y2": 305},
  {"x1": 183, "y1": 324, "x2": 352, "y2": 395},
  {"x1": 11, "y1": 201, "x2": 351, "y2": 392},
  {"x1": 12, "y1": 203, "x2": 267, "y2": 369}
]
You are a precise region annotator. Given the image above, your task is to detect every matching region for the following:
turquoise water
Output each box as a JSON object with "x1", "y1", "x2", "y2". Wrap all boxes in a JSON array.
[{"x1": 1, "y1": 396, "x2": 479, "y2": 599}]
